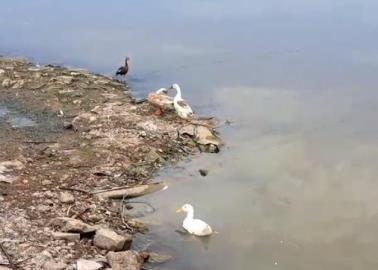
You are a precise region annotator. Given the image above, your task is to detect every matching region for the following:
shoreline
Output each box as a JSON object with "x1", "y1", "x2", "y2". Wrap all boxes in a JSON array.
[{"x1": 0, "y1": 57, "x2": 222, "y2": 270}]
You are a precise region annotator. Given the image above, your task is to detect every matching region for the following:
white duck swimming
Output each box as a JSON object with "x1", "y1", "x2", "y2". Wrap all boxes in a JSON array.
[
  {"x1": 147, "y1": 87, "x2": 174, "y2": 116},
  {"x1": 176, "y1": 204, "x2": 213, "y2": 236},
  {"x1": 170, "y1": 84, "x2": 194, "y2": 119}
]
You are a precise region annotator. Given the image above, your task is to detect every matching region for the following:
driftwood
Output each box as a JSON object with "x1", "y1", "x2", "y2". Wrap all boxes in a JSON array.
[{"x1": 95, "y1": 182, "x2": 167, "y2": 200}]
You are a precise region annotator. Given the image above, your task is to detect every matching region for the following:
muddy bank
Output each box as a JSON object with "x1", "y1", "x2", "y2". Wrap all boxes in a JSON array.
[{"x1": 0, "y1": 57, "x2": 222, "y2": 270}]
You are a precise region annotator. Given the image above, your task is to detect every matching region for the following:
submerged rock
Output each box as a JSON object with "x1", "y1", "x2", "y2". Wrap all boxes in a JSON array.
[
  {"x1": 199, "y1": 169, "x2": 208, "y2": 177},
  {"x1": 147, "y1": 252, "x2": 172, "y2": 264}
]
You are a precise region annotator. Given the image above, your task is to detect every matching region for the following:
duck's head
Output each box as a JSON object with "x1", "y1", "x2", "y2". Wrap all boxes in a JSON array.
[
  {"x1": 170, "y1": 83, "x2": 181, "y2": 91},
  {"x1": 125, "y1": 56, "x2": 130, "y2": 63},
  {"x1": 176, "y1": 203, "x2": 193, "y2": 213}
]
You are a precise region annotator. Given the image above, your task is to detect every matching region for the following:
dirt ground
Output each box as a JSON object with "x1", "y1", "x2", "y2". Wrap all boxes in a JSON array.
[{"x1": 0, "y1": 57, "x2": 222, "y2": 270}]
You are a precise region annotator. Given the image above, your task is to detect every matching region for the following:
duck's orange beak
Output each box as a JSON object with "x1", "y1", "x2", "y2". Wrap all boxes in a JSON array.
[{"x1": 176, "y1": 208, "x2": 182, "y2": 213}]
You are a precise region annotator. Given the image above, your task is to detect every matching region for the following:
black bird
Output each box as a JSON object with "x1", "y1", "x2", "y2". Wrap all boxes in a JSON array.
[{"x1": 116, "y1": 57, "x2": 130, "y2": 76}]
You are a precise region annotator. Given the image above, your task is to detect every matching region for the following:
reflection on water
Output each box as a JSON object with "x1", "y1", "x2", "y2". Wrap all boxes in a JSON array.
[{"x1": 1, "y1": 0, "x2": 378, "y2": 269}]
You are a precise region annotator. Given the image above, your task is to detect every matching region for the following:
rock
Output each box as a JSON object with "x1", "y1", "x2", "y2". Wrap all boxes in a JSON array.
[
  {"x1": 137, "y1": 121, "x2": 157, "y2": 132},
  {"x1": 76, "y1": 259, "x2": 104, "y2": 270},
  {"x1": 127, "y1": 219, "x2": 148, "y2": 233},
  {"x1": 1, "y1": 78, "x2": 13, "y2": 88},
  {"x1": 52, "y1": 232, "x2": 80, "y2": 242},
  {"x1": 72, "y1": 113, "x2": 97, "y2": 132},
  {"x1": 179, "y1": 124, "x2": 223, "y2": 152},
  {"x1": 42, "y1": 179, "x2": 53, "y2": 185},
  {"x1": 0, "y1": 69, "x2": 5, "y2": 76},
  {"x1": 106, "y1": 251, "x2": 143, "y2": 270},
  {"x1": 94, "y1": 228, "x2": 132, "y2": 251},
  {"x1": 50, "y1": 217, "x2": 96, "y2": 234},
  {"x1": 0, "y1": 266, "x2": 12, "y2": 270},
  {"x1": 56, "y1": 75, "x2": 74, "y2": 84},
  {"x1": 63, "y1": 121, "x2": 73, "y2": 129},
  {"x1": 59, "y1": 192, "x2": 75, "y2": 203},
  {"x1": 11, "y1": 79, "x2": 25, "y2": 88},
  {"x1": 43, "y1": 261, "x2": 68, "y2": 270},
  {"x1": 199, "y1": 169, "x2": 208, "y2": 177},
  {"x1": 145, "y1": 149, "x2": 163, "y2": 163}
]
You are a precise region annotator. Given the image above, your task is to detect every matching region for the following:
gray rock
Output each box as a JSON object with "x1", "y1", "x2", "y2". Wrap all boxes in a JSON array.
[
  {"x1": 72, "y1": 113, "x2": 97, "y2": 132},
  {"x1": 43, "y1": 261, "x2": 68, "y2": 270},
  {"x1": 94, "y1": 228, "x2": 132, "y2": 251},
  {"x1": 106, "y1": 251, "x2": 143, "y2": 270},
  {"x1": 0, "y1": 266, "x2": 13, "y2": 270},
  {"x1": 199, "y1": 169, "x2": 208, "y2": 177},
  {"x1": 59, "y1": 192, "x2": 75, "y2": 203},
  {"x1": 50, "y1": 217, "x2": 96, "y2": 234},
  {"x1": 0, "y1": 69, "x2": 5, "y2": 76},
  {"x1": 52, "y1": 232, "x2": 80, "y2": 242},
  {"x1": 76, "y1": 259, "x2": 104, "y2": 270}
]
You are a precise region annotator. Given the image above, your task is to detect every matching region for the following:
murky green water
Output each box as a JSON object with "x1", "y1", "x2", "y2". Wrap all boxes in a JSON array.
[{"x1": 1, "y1": 0, "x2": 378, "y2": 269}]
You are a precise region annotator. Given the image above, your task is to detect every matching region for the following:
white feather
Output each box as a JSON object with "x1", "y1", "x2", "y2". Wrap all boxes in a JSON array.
[
  {"x1": 178, "y1": 204, "x2": 213, "y2": 236},
  {"x1": 171, "y1": 84, "x2": 194, "y2": 119}
]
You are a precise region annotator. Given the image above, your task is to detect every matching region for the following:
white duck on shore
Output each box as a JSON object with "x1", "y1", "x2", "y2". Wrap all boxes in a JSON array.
[
  {"x1": 170, "y1": 84, "x2": 194, "y2": 119},
  {"x1": 176, "y1": 204, "x2": 213, "y2": 236}
]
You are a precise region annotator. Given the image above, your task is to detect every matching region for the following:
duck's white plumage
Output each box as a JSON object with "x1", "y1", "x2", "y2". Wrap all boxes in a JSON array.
[
  {"x1": 176, "y1": 204, "x2": 213, "y2": 236},
  {"x1": 171, "y1": 84, "x2": 194, "y2": 119}
]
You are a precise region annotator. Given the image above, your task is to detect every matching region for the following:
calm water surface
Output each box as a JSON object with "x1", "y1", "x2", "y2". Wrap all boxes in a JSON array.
[{"x1": 1, "y1": 1, "x2": 378, "y2": 269}]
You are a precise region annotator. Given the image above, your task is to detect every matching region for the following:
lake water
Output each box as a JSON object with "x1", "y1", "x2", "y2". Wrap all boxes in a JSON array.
[{"x1": 1, "y1": 1, "x2": 378, "y2": 269}]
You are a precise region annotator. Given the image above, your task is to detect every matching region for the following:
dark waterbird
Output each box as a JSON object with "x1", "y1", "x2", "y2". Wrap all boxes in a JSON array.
[{"x1": 116, "y1": 57, "x2": 130, "y2": 76}]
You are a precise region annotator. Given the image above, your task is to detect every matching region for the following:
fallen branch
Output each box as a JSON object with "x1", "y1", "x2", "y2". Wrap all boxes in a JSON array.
[
  {"x1": 95, "y1": 183, "x2": 166, "y2": 199},
  {"x1": 59, "y1": 186, "x2": 91, "y2": 194}
]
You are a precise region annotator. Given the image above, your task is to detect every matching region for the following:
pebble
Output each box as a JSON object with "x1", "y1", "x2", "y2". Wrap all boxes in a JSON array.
[
  {"x1": 41, "y1": 179, "x2": 52, "y2": 185},
  {"x1": 76, "y1": 259, "x2": 104, "y2": 270},
  {"x1": 59, "y1": 192, "x2": 75, "y2": 203}
]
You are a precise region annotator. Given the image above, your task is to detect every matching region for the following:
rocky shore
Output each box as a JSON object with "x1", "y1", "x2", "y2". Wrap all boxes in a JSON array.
[{"x1": 0, "y1": 57, "x2": 222, "y2": 270}]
